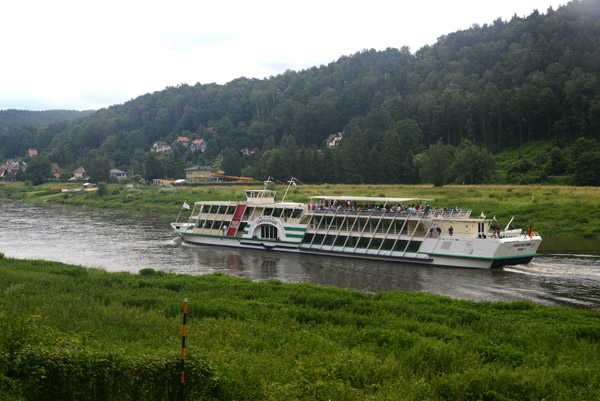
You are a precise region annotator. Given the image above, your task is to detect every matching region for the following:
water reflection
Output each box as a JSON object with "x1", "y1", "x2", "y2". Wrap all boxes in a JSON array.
[{"x1": 1, "y1": 199, "x2": 600, "y2": 310}]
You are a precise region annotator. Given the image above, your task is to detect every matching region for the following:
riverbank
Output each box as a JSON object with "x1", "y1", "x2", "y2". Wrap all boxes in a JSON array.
[
  {"x1": 1, "y1": 181, "x2": 599, "y2": 238},
  {"x1": 1, "y1": 256, "x2": 599, "y2": 400}
]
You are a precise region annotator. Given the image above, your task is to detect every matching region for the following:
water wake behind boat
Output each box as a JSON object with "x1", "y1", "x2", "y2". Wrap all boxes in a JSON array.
[{"x1": 504, "y1": 254, "x2": 600, "y2": 279}]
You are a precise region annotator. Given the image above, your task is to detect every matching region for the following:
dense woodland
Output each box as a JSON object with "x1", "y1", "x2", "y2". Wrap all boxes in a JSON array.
[
  {"x1": 1, "y1": 0, "x2": 600, "y2": 185},
  {"x1": 0, "y1": 109, "x2": 93, "y2": 131}
]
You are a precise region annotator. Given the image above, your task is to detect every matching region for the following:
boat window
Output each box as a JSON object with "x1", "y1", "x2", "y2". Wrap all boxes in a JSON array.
[
  {"x1": 313, "y1": 234, "x2": 325, "y2": 244},
  {"x1": 323, "y1": 235, "x2": 334, "y2": 246},
  {"x1": 291, "y1": 209, "x2": 302, "y2": 219},
  {"x1": 272, "y1": 208, "x2": 283, "y2": 218},
  {"x1": 382, "y1": 239, "x2": 395, "y2": 251},
  {"x1": 259, "y1": 224, "x2": 278, "y2": 239},
  {"x1": 334, "y1": 236, "x2": 346, "y2": 246},
  {"x1": 357, "y1": 237, "x2": 370, "y2": 248},
  {"x1": 264, "y1": 207, "x2": 273, "y2": 216}
]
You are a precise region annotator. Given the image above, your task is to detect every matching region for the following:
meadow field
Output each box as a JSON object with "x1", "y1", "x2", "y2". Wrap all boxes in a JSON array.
[
  {"x1": 1, "y1": 256, "x2": 599, "y2": 400},
  {"x1": 1, "y1": 181, "x2": 599, "y2": 237}
]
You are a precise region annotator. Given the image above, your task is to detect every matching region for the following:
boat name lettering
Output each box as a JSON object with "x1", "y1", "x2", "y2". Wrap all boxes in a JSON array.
[{"x1": 257, "y1": 216, "x2": 279, "y2": 223}]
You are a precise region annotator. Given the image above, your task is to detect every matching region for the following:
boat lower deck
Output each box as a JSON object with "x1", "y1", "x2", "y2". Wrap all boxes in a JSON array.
[{"x1": 175, "y1": 230, "x2": 540, "y2": 269}]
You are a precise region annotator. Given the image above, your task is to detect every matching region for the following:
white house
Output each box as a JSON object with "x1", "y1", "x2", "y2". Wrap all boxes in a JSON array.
[
  {"x1": 73, "y1": 166, "x2": 87, "y2": 179},
  {"x1": 151, "y1": 141, "x2": 171, "y2": 153},
  {"x1": 110, "y1": 169, "x2": 127, "y2": 180},
  {"x1": 326, "y1": 132, "x2": 343, "y2": 147}
]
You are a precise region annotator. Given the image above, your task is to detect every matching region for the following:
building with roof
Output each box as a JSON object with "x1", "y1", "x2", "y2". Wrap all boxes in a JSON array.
[
  {"x1": 110, "y1": 169, "x2": 127, "y2": 181},
  {"x1": 51, "y1": 163, "x2": 60, "y2": 179},
  {"x1": 151, "y1": 141, "x2": 171, "y2": 153},
  {"x1": 326, "y1": 132, "x2": 343, "y2": 147},
  {"x1": 184, "y1": 166, "x2": 213, "y2": 183},
  {"x1": 73, "y1": 166, "x2": 87, "y2": 180},
  {"x1": 190, "y1": 139, "x2": 207, "y2": 152}
]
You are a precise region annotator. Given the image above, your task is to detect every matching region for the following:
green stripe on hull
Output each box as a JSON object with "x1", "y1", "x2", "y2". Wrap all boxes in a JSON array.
[
  {"x1": 427, "y1": 252, "x2": 539, "y2": 260},
  {"x1": 285, "y1": 234, "x2": 304, "y2": 239},
  {"x1": 284, "y1": 226, "x2": 306, "y2": 232}
]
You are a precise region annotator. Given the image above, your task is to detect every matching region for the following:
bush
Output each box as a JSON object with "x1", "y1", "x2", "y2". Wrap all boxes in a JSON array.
[
  {"x1": 96, "y1": 182, "x2": 108, "y2": 197},
  {"x1": 10, "y1": 347, "x2": 219, "y2": 401}
]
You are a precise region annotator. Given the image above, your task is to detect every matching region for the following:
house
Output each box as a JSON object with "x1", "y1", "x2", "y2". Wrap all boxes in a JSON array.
[
  {"x1": 151, "y1": 141, "x2": 171, "y2": 153},
  {"x1": 173, "y1": 136, "x2": 190, "y2": 147},
  {"x1": 184, "y1": 166, "x2": 212, "y2": 183},
  {"x1": 0, "y1": 161, "x2": 22, "y2": 177},
  {"x1": 28, "y1": 149, "x2": 38, "y2": 157},
  {"x1": 190, "y1": 139, "x2": 207, "y2": 152},
  {"x1": 73, "y1": 166, "x2": 87, "y2": 180},
  {"x1": 51, "y1": 163, "x2": 60, "y2": 179},
  {"x1": 326, "y1": 132, "x2": 343, "y2": 147},
  {"x1": 110, "y1": 169, "x2": 127, "y2": 180},
  {"x1": 241, "y1": 148, "x2": 257, "y2": 156}
]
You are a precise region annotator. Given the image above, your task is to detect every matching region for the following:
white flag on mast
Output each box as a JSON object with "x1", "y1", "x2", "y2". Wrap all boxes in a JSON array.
[{"x1": 183, "y1": 201, "x2": 190, "y2": 210}]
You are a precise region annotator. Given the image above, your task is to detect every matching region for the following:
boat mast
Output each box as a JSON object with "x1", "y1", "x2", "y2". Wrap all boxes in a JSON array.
[
  {"x1": 263, "y1": 177, "x2": 272, "y2": 190},
  {"x1": 281, "y1": 177, "x2": 296, "y2": 203}
]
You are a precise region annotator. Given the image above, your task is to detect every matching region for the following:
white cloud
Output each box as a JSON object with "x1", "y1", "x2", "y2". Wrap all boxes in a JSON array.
[{"x1": 0, "y1": 0, "x2": 566, "y2": 110}]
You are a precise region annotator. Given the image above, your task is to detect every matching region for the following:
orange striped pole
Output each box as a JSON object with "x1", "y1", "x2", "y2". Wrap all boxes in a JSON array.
[{"x1": 180, "y1": 298, "x2": 188, "y2": 401}]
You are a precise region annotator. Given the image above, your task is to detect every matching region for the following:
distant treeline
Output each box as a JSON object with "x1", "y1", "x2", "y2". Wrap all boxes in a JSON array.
[
  {"x1": 1, "y1": 0, "x2": 599, "y2": 185},
  {"x1": 0, "y1": 109, "x2": 94, "y2": 131}
]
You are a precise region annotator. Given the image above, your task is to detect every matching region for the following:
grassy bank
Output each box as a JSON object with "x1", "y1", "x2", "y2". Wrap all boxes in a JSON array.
[
  {"x1": 1, "y1": 181, "x2": 599, "y2": 238},
  {"x1": 1, "y1": 256, "x2": 600, "y2": 400}
]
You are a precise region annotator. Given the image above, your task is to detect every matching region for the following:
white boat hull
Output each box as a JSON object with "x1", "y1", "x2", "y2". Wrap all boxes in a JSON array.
[{"x1": 175, "y1": 230, "x2": 541, "y2": 269}]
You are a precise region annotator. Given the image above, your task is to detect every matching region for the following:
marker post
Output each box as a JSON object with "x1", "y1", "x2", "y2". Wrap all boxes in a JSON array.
[{"x1": 180, "y1": 298, "x2": 188, "y2": 401}]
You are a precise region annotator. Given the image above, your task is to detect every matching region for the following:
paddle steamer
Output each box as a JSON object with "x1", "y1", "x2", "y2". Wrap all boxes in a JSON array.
[{"x1": 172, "y1": 180, "x2": 541, "y2": 269}]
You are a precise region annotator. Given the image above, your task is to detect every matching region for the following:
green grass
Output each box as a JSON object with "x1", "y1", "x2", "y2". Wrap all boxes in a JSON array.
[
  {"x1": 1, "y1": 181, "x2": 600, "y2": 238},
  {"x1": 1, "y1": 257, "x2": 600, "y2": 400}
]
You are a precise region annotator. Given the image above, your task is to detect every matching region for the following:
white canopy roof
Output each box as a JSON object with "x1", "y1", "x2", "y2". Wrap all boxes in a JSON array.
[{"x1": 309, "y1": 196, "x2": 434, "y2": 203}]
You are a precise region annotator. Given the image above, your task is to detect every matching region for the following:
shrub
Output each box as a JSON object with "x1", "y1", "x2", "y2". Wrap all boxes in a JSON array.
[
  {"x1": 96, "y1": 182, "x2": 108, "y2": 197},
  {"x1": 139, "y1": 268, "x2": 157, "y2": 276},
  {"x1": 10, "y1": 347, "x2": 219, "y2": 401}
]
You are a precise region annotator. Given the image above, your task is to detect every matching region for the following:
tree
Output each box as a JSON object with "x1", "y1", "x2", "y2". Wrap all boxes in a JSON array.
[
  {"x1": 572, "y1": 150, "x2": 600, "y2": 186},
  {"x1": 339, "y1": 127, "x2": 368, "y2": 184},
  {"x1": 450, "y1": 140, "x2": 495, "y2": 184},
  {"x1": 545, "y1": 147, "x2": 568, "y2": 176},
  {"x1": 15, "y1": 167, "x2": 26, "y2": 182},
  {"x1": 571, "y1": 138, "x2": 600, "y2": 186},
  {"x1": 380, "y1": 129, "x2": 403, "y2": 183},
  {"x1": 26, "y1": 155, "x2": 52, "y2": 185},
  {"x1": 221, "y1": 147, "x2": 241, "y2": 176},
  {"x1": 84, "y1": 150, "x2": 111, "y2": 183},
  {"x1": 144, "y1": 152, "x2": 163, "y2": 181},
  {"x1": 419, "y1": 139, "x2": 453, "y2": 186}
]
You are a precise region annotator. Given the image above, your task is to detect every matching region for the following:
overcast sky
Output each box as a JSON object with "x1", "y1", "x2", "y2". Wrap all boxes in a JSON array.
[{"x1": 0, "y1": 0, "x2": 566, "y2": 111}]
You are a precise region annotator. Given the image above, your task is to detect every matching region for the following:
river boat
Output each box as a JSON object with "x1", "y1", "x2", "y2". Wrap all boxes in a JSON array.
[{"x1": 172, "y1": 180, "x2": 542, "y2": 269}]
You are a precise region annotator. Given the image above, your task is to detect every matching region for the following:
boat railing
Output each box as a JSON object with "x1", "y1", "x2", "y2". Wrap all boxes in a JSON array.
[
  {"x1": 305, "y1": 207, "x2": 472, "y2": 219},
  {"x1": 306, "y1": 223, "x2": 430, "y2": 237},
  {"x1": 499, "y1": 229, "x2": 524, "y2": 238}
]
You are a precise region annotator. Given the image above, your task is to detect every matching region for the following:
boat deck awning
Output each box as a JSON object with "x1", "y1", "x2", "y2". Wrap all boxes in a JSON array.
[{"x1": 309, "y1": 196, "x2": 434, "y2": 203}]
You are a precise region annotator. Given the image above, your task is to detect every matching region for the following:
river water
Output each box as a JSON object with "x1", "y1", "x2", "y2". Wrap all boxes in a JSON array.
[{"x1": 2, "y1": 199, "x2": 600, "y2": 310}]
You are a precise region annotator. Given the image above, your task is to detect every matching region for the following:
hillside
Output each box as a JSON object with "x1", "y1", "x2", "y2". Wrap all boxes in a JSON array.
[
  {"x1": 0, "y1": 109, "x2": 94, "y2": 131},
  {"x1": 0, "y1": 0, "x2": 599, "y2": 186}
]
